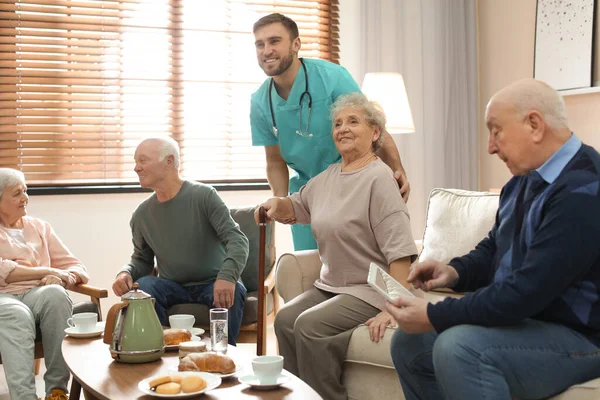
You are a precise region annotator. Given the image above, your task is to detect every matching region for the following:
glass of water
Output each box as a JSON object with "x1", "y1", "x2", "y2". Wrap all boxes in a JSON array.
[{"x1": 210, "y1": 308, "x2": 228, "y2": 353}]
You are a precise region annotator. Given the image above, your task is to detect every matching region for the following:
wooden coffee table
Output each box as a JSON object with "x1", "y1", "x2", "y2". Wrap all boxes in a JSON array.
[{"x1": 62, "y1": 337, "x2": 321, "y2": 399}]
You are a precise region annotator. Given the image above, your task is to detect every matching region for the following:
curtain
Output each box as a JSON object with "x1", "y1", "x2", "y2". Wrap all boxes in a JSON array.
[{"x1": 359, "y1": 0, "x2": 478, "y2": 238}]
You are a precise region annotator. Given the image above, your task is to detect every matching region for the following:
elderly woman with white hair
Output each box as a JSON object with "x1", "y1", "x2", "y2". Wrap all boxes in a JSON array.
[
  {"x1": 0, "y1": 168, "x2": 89, "y2": 400},
  {"x1": 256, "y1": 92, "x2": 418, "y2": 400}
]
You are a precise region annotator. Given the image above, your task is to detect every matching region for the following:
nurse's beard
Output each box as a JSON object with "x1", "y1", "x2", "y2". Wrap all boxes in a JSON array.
[{"x1": 265, "y1": 50, "x2": 295, "y2": 77}]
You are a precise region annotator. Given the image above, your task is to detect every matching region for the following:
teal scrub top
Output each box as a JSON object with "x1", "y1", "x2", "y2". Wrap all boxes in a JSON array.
[{"x1": 250, "y1": 58, "x2": 361, "y2": 250}]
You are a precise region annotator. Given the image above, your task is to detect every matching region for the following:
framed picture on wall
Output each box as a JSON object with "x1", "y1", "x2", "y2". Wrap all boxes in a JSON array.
[{"x1": 534, "y1": 0, "x2": 595, "y2": 90}]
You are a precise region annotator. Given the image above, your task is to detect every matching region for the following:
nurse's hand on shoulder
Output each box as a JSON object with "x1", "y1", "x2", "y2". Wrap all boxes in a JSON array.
[{"x1": 394, "y1": 171, "x2": 410, "y2": 202}]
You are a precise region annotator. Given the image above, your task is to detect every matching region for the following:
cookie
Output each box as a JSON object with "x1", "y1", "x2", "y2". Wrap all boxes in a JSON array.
[
  {"x1": 148, "y1": 375, "x2": 171, "y2": 388},
  {"x1": 156, "y1": 382, "x2": 181, "y2": 394},
  {"x1": 170, "y1": 374, "x2": 183, "y2": 384},
  {"x1": 180, "y1": 375, "x2": 207, "y2": 393}
]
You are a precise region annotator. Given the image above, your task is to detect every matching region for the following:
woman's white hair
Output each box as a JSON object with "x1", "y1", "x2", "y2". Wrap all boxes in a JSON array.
[
  {"x1": 153, "y1": 137, "x2": 180, "y2": 169},
  {"x1": 0, "y1": 168, "x2": 25, "y2": 199},
  {"x1": 330, "y1": 92, "x2": 387, "y2": 152}
]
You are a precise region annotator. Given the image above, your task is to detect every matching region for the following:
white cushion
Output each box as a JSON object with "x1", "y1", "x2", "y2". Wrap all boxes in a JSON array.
[{"x1": 418, "y1": 188, "x2": 499, "y2": 264}]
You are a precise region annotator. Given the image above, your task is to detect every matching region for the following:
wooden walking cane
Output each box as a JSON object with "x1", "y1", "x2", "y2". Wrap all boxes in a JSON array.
[{"x1": 257, "y1": 206, "x2": 267, "y2": 355}]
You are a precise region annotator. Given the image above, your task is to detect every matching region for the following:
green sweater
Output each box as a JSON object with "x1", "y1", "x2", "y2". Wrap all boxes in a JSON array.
[{"x1": 120, "y1": 181, "x2": 249, "y2": 285}]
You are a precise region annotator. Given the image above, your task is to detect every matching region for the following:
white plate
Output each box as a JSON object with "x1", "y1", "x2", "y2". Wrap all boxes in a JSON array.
[
  {"x1": 190, "y1": 327, "x2": 205, "y2": 336},
  {"x1": 164, "y1": 334, "x2": 201, "y2": 351},
  {"x1": 138, "y1": 371, "x2": 221, "y2": 398},
  {"x1": 170, "y1": 364, "x2": 242, "y2": 379},
  {"x1": 238, "y1": 374, "x2": 290, "y2": 390},
  {"x1": 64, "y1": 322, "x2": 105, "y2": 339},
  {"x1": 213, "y1": 365, "x2": 243, "y2": 379}
]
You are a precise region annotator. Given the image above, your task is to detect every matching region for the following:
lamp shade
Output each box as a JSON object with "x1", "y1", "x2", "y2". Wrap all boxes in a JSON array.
[{"x1": 361, "y1": 72, "x2": 415, "y2": 134}]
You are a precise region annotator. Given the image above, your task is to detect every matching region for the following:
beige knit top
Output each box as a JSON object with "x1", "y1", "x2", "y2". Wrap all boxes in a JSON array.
[{"x1": 289, "y1": 158, "x2": 418, "y2": 310}]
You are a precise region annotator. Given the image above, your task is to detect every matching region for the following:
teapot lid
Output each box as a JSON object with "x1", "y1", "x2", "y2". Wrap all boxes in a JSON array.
[{"x1": 122, "y1": 283, "x2": 151, "y2": 300}]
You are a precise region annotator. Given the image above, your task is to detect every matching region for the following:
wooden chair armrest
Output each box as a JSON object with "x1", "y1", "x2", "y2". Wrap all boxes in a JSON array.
[
  {"x1": 69, "y1": 284, "x2": 108, "y2": 300},
  {"x1": 69, "y1": 284, "x2": 108, "y2": 321}
]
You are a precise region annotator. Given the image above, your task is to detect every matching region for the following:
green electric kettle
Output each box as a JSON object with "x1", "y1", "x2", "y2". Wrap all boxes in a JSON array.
[{"x1": 103, "y1": 283, "x2": 165, "y2": 363}]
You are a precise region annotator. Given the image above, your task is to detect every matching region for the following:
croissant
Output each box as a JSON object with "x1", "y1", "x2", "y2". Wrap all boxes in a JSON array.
[
  {"x1": 178, "y1": 352, "x2": 236, "y2": 374},
  {"x1": 163, "y1": 329, "x2": 192, "y2": 346}
]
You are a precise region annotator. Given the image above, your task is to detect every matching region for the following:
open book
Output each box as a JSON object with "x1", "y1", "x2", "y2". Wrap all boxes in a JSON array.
[{"x1": 367, "y1": 262, "x2": 415, "y2": 302}]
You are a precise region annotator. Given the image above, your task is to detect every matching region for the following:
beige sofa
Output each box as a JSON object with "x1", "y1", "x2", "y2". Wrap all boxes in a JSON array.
[{"x1": 275, "y1": 188, "x2": 600, "y2": 400}]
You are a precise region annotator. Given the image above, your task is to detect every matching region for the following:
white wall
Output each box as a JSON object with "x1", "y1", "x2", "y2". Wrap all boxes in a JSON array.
[
  {"x1": 24, "y1": 0, "x2": 365, "y2": 317},
  {"x1": 478, "y1": 0, "x2": 600, "y2": 191}
]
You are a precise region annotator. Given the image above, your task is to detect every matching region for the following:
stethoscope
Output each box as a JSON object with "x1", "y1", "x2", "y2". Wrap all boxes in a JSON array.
[{"x1": 269, "y1": 58, "x2": 313, "y2": 138}]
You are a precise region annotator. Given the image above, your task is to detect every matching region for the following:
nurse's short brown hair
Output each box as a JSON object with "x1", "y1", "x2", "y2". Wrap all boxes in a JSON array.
[{"x1": 253, "y1": 13, "x2": 299, "y2": 40}]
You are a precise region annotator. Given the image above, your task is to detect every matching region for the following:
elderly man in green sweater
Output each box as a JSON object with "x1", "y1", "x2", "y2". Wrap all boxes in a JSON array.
[{"x1": 112, "y1": 137, "x2": 249, "y2": 345}]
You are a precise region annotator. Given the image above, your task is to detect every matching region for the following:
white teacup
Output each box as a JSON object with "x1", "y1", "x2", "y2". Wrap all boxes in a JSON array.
[
  {"x1": 252, "y1": 355, "x2": 283, "y2": 385},
  {"x1": 67, "y1": 312, "x2": 98, "y2": 333},
  {"x1": 169, "y1": 314, "x2": 195, "y2": 331}
]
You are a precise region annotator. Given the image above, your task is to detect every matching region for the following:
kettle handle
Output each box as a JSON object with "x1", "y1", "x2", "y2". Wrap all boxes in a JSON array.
[{"x1": 103, "y1": 302, "x2": 128, "y2": 345}]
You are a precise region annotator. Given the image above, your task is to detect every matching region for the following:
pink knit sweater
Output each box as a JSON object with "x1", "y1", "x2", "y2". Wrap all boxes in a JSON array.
[{"x1": 0, "y1": 216, "x2": 89, "y2": 294}]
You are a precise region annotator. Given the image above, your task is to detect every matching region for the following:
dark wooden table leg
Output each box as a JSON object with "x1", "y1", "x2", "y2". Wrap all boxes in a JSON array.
[
  {"x1": 69, "y1": 378, "x2": 82, "y2": 400},
  {"x1": 82, "y1": 389, "x2": 102, "y2": 400}
]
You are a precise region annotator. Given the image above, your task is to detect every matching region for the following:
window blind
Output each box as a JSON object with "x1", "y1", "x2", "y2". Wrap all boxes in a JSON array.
[{"x1": 0, "y1": 0, "x2": 340, "y2": 185}]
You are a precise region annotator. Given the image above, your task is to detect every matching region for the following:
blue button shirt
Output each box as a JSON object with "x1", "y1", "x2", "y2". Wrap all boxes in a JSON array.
[{"x1": 536, "y1": 133, "x2": 582, "y2": 184}]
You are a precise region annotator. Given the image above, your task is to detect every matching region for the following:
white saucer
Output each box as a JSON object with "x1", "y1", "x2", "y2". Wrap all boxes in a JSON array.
[
  {"x1": 190, "y1": 327, "x2": 205, "y2": 336},
  {"x1": 165, "y1": 334, "x2": 201, "y2": 351},
  {"x1": 64, "y1": 322, "x2": 105, "y2": 339},
  {"x1": 238, "y1": 374, "x2": 290, "y2": 390}
]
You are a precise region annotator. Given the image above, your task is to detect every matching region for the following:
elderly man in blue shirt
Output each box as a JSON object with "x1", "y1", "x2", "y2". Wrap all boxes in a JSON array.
[{"x1": 387, "y1": 78, "x2": 600, "y2": 400}]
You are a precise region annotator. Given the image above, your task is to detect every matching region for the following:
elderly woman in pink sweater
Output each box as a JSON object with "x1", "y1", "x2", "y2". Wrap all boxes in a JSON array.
[{"x1": 0, "y1": 168, "x2": 89, "y2": 400}]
